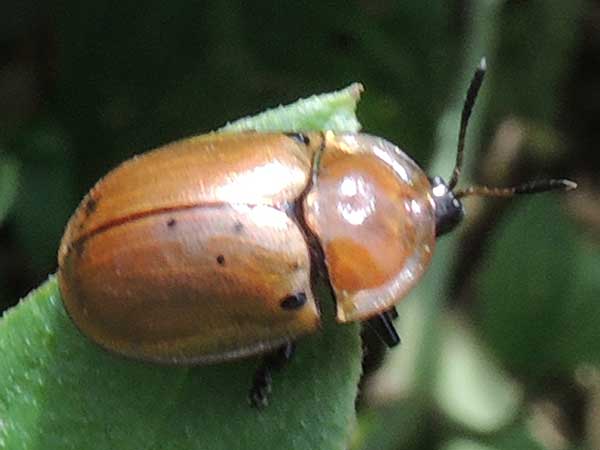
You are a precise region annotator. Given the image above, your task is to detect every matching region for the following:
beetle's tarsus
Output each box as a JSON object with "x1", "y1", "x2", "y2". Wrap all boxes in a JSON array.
[
  {"x1": 249, "y1": 369, "x2": 272, "y2": 409},
  {"x1": 367, "y1": 308, "x2": 401, "y2": 348},
  {"x1": 249, "y1": 342, "x2": 296, "y2": 408},
  {"x1": 387, "y1": 306, "x2": 399, "y2": 320}
]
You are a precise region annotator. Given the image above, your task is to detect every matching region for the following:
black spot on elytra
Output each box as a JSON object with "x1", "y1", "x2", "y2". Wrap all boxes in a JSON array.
[
  {"x1": 167, "y1": 218, "x2": 177, "y2": 228},
  {"x1": 73, "y1": 241, "x2": 86, "y2": 258},
  {"x1": 234, "y1": 222, "x2": 244, "y2": 233},
  {"x1": 280, "y1": 292, "x2": 307, "y2": 310},
  {"x1": 216, "y1": 255, "x2": 225, "y2": 265},
  {"x1": 84, "y1": 195, "x2": 98, "y2": 216},
  {"x1": 284, "y1": 132, "x2": 310, "y2": 146}
]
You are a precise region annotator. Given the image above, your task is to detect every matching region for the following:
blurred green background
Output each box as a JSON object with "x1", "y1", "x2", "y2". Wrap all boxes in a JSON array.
[{"x1": 1, "y1": 1, "x2": 599, "y2": 449}]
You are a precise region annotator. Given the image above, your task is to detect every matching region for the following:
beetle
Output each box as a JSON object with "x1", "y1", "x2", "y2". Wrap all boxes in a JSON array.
[{"x1": 57, "y1": 60, "x2": 575, "y2": 407}]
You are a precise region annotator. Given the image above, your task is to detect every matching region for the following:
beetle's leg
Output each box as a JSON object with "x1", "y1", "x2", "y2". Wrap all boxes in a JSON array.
[
  {"x1": 249, "y1": 341, "x2": 296, "y2": 408},
  {"x1": 386, "y1": 306, "x2": 399, "y2": 320},
  {"x1": 366, "y1": 307, "x2": 401, "y2": 348}
]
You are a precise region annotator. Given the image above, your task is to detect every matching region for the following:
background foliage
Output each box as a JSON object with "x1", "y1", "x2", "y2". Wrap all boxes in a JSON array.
[{"x1": 1, "y1": 1, "x2": 599, "y2": 449}]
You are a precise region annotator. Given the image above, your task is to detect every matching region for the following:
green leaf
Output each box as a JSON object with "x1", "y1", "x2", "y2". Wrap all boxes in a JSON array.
[
  {"x1": 434, "y1": 314, "x2": 522, "y2": 433},
  {"x1": 441, "y1": 420, "x2": 551, "y2": 450},
  {"x1": 0, "y1": 155, "x2": 20, "y2": 224},
  {"x1": 8, "y1": 121, "x2": 75, "y2": 273},
  {"x1": 220, "y1": 83, "x2": 363, "y2": 133},
  {"x1": 0, "y1": 86, "x2": 364, "y2": 450},
  {"x1": 555, "y1": 238, "x2": 600, "y2": 366},
  {"x1": 440, "y1": 438, "x2": 499, "y2": 450},
  {"x1": 475, "y1": 198, "x2": 579, "y2": 379}
]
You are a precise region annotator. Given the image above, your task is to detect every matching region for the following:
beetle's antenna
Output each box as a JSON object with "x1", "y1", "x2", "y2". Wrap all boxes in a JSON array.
[
  {"x1": 448, "y1": 58, "x2": 487, "y2": 191},
  {"x1": 455, "y1": 178, "x2": 577, "y2": 199}
]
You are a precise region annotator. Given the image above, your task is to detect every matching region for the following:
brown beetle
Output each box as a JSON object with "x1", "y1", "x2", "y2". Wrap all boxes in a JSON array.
[{"x1": 58, "y1": 60, "x2": 575, "y2": 406}]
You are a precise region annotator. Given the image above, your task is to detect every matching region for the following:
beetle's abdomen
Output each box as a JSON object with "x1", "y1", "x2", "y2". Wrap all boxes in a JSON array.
[{"x1": 304, "y1": 133, "x2": 436, "y2": 322}]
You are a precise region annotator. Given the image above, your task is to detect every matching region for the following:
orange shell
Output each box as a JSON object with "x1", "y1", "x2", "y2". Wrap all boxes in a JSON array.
[
  {"x1": 304, "y1": 132, "x2": 436, "y2": 322},
  {"x1": 58, "y1": 133, "x2": 322, "y2": 363},
  {"x1": 58, "y1": 131, "x2": 437, "y2": 363}
]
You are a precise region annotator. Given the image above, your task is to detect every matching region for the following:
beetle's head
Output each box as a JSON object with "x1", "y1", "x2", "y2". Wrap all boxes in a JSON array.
[
  {"x1": 431, "y1": 58, "x2": 576, "y2": 238},
  {"x1": 429, "y1": 176, "x2": 463, "y2": 237}
]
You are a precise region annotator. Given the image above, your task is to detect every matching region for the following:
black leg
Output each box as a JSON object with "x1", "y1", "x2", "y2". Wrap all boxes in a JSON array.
[
  {"x1": 249, "y1": 342, "x2": 296, "y2": 408},
  {"x1": 386, "y1": 306, "x2": 399, "y2": 320},
  {"x1": 366, "y1": 307, "x2": 401, "y2": 348}
]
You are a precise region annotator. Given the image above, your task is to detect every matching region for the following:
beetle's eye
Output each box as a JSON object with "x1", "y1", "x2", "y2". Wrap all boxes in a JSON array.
[
  {"x1": 284, "y1": 132, "x2": 311, "y2": 146},
  {"x1": 280, "y1": 292, "x2": 307, "y2": 310},
  {"x1": 430, "y1": 176, "x2": 464, "y2": 237}
]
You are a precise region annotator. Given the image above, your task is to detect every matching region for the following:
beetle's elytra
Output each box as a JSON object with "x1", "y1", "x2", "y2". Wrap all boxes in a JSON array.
[{"x1": 57, "y1": 60, "x2": 575, "y2": 406}]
